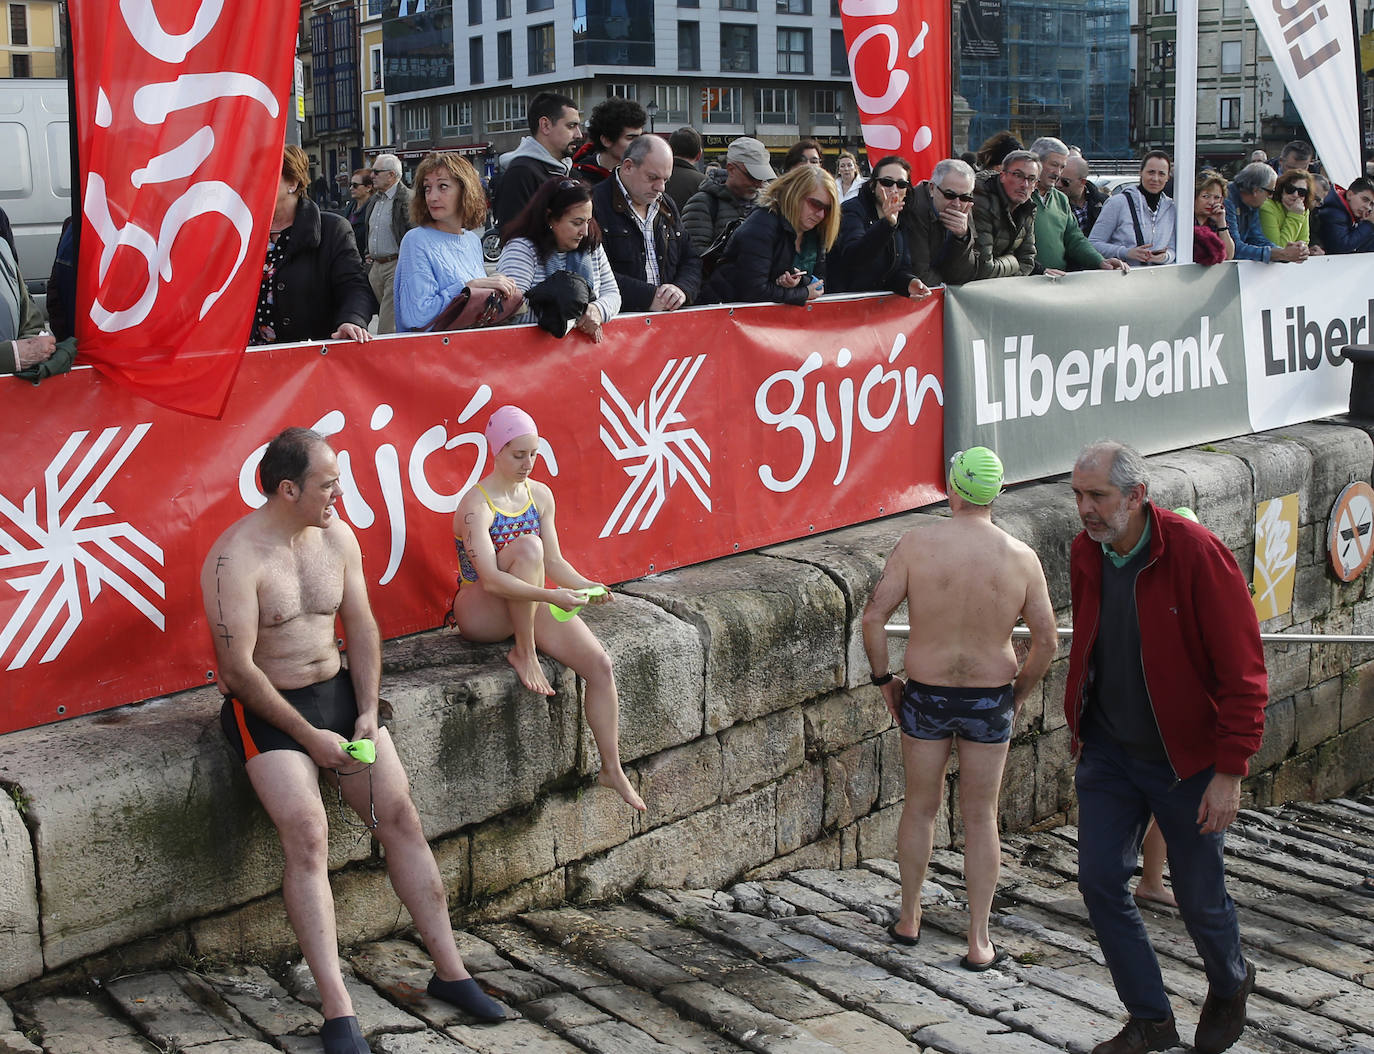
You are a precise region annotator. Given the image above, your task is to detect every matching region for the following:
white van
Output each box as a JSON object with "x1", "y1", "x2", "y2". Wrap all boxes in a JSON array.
[{"x1": 0, "y1": 78, "x2": 71, "y2": 300}]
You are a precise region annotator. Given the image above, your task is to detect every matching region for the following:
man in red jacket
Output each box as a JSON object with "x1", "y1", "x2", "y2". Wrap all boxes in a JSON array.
[{"x1": 1067, "y1": 441, "x2": 1267, "y2": 1054}]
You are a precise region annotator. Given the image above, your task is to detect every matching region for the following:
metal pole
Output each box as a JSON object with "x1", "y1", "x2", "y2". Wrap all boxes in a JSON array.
[
  {"x1": 1174, "y1": 0, "x2": 1198, "y2": 265},
  {"x1": 883, "y1": 624, "x2": 1374, "y2": 645}
]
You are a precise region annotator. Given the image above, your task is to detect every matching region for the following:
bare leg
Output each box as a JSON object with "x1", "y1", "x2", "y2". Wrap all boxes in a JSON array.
[
  {"x1": 536, "y1": 609, "x2": 645, "y2": 811},
  {"x1": 956, "y1": 738, "x2": 1011, "y2": 965},
  {"x1": 894, "y1": 734, "x2": 953, "y2": 939},
  {"x1": 451, "y1": 534, "x2": 553, "y2": 696},
  {"x1": 334, "y1": 729, "x2": 470, "y2": 979},
  {"x1": 1134, "y1": 820, "x2": 1177, "y2": 907},
  {"x1": 246, "y1": 751, "x2": 354, "y2": 1020}
]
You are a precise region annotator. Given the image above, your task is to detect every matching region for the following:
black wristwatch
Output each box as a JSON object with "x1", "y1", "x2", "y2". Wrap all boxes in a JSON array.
[{"x1": 870, "y1": 671, "x2": 896, "y2": 686}]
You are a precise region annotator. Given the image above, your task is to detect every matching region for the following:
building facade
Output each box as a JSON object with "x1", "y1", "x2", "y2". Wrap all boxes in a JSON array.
[{"x1": 2, "y1": 1, "x2": 63, "y2": 79}]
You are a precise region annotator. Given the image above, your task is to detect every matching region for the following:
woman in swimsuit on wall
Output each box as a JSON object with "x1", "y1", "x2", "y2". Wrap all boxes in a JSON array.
[{"x1": 450, "y1": 405, "x2": 645, "y2": 811}]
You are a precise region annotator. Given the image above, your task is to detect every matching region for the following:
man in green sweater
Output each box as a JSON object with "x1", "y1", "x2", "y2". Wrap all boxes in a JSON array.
[{"x1": 1028, "y1": 137, "x2": 1128, "y2": 276}]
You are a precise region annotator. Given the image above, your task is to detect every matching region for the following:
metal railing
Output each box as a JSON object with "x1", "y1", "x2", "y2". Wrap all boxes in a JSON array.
[{"x1": 883, "y1": 625, "x2": 1374, "y2": 645}]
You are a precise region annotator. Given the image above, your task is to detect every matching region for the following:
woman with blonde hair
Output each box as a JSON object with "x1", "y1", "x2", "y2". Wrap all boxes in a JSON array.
[
  {"x1": 699, "y1": 164, "x2": 842, "y2": 305},
  {"x1": 394, "y1": 152, "x2": 518, "y2": 331},
  {"x1": 835, "y1": 150, "x2": 865, "y2": 200},
  {"x1": 1193, "y1": 169, "x2": 1235, "y2": 265}
]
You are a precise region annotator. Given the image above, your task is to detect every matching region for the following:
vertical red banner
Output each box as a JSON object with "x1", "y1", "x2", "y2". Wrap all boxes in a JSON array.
[
  {"x1": 68, "y1": 1, "x2": 298, "y2": 418},
  {"x1": 838, "y1": 0, "x2": 951, "y2": 183}
]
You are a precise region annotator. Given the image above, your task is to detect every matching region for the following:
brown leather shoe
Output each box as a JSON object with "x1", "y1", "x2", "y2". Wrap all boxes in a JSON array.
[
  {"x1": 1194, "y1": 960, "x2": 1256, "y2": 1054},
  {"x1": 1091, "y1": 1015, "x2": 1179, "y2": 1054}
]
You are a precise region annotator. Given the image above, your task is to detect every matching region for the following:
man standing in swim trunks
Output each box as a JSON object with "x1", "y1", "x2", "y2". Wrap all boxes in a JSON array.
[
  {"x1": 200, "y1": 427, "x2": 504, "y2": 1054},
  {"x1": 861, "y1": 446, "x2": 1056, "y2": 969},
  {"x1": 1068, "y1": 441, "x2": 1265, "y2": 1054}
]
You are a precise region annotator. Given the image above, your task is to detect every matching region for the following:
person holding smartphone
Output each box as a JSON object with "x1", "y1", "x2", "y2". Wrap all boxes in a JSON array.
[{"x1": 1089, "y1": 150, "x2": 1177, "y2": 266}]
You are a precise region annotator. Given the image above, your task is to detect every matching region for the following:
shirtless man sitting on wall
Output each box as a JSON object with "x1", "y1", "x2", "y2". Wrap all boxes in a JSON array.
[
  {"x1": 861, "y1": 446, "x2": 1057, "y2": 970},
  {"x1": 200, "y1": 427, "x2": 504, "y2": 1054}
]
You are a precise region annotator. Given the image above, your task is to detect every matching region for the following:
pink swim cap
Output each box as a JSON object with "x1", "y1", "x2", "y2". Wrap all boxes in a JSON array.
[{"x1": 485, "y1": 405, "x2": 539, "y2": 457}]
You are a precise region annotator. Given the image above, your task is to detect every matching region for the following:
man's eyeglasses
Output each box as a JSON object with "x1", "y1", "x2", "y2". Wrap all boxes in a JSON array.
[
  {"x1": 1004, "y1": 169, "x2": 1037, "y2": 183},
  {"x1": 875, "y1": 176, "x2": 912, "y2": 190},
  {"x1": 936, "y1": 185, "x2": 975, "y2": 203},
  {"x1": 805, "y1": 196, "x2": 832, "y2": 214}
]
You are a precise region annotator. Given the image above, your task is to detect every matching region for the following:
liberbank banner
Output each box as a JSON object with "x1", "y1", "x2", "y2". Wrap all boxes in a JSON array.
[{"x1": 943, "y1": 266, "x2": 1250, "y2": 483}]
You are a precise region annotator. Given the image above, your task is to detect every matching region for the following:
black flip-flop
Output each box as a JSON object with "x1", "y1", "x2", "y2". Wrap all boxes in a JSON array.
[
  {"x1": 887, "y1": 921, "x2": 921, "y2": 946},
  {"x1": 959, "y1": 948, "x2": 1010, "y2": 972}
]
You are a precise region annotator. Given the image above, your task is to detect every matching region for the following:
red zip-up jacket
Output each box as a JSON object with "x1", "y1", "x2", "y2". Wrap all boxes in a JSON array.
[{"x1": 1064, "y1": 503, "x2": 1268, "y2": 779}]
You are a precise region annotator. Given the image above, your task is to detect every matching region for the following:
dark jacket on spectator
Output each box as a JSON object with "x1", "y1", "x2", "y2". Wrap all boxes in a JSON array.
[
  {"x1": 698, "y1": 207, "x2": 825, "y2": 306},
  {"x1": 829, "y1": 193, "x2": 917, "y2": 295},
  {"x1": 901, "y1": 181, "x2": 979, "y2": 287},
  {"x1": 1313, "y1": 185, "x2": 1374, "y2": 254},
  {"x1": 666, "y1": 157, "x2": 706, "y2": 212},
  {"x1": 592, "y1": 177, "x2": 703, "y2": 310},
  {"x1": 344, "y1": 195, "x2": 375, "y2": 258},
  {"x1": 494, "y1": 138, "x2": 571, "y2": 229},
  {"x1": 681, "y1": 170, "x2": 757, "y2": 253},
  {"x1": 273, "y1": 197, "x2": 377, "y2": 343},
  {"x1": 972, "y1": 170, "x2": 1037, "y2": 278},
  {"x1": 1070, "y1": 180, "x2": 1106, "y2": 235}
]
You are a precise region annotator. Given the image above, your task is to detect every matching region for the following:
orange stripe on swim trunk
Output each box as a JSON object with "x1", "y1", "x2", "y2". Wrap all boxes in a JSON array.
[{"x1": 232, "y1": 699, "x2": 261, "y2": 762}]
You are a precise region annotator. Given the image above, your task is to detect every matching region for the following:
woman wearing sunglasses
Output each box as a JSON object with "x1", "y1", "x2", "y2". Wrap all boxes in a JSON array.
[
  {"x1": 829, "y1": 155, "x2": 931, "y2": 298},
  {"x1": 1260, "y1": 171, "x2": 1324, "y2": 256},
  {"x1": 698, "y1": 164, "x2": 841, "y2": 306}
]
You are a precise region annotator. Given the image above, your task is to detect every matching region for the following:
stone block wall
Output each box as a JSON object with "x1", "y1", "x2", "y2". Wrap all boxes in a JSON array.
[{"x1": 2, "y1": 420, "x2": 1374, "y2": 991}]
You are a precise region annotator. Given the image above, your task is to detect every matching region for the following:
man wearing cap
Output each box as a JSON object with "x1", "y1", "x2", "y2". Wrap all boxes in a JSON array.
[
  {"x1": 682, "y1": 135, "x2": 775, "y2": 253},
  {"x1": 862, "y1": 447, "x2": 1056, "y2": 971},
  {"x1": 1067, "y1": 441, "x2": 1266, "y2": 1054}
]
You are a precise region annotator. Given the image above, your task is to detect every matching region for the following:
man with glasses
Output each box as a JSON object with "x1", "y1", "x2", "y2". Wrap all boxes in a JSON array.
[
  {"x1": 1028, "y1": 137, "x2": 1127, "y2": 275},
  {"x1": 682, "y1": 135, "x2": 774, "y2": 253},
  {"x1": 972, "y1": 149, "x2": 1041, "y2": 278},
  {"x1": 903, "y1": 157, "x2": 979, "y2": 287},
  {"x1": 1225, "y1": 162, "x2": 1308, "y2": 263},
  {"x1": 1059, "y1": 156, "x2": 1105, "y2": 235},
  {"x1": 365, "y1": 154, "x2": 413, "y2": 334}
]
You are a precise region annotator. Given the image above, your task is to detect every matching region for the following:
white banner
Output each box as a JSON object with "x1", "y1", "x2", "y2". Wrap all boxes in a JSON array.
[
  {"x1": 1244, "y1": 0, "x2": 1361, "y2": 187},
  {"x1": 1240, "y1": 256, "x2": 1374, "y2": 430}
]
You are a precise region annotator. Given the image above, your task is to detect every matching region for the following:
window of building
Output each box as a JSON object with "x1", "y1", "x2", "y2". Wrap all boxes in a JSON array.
[
  {"x1": 1219, "y1": 96, "x2": 1240, "y2": 130},
  {"x1": 1154, "y1": 0, "x2": 1175, "y2": 12},
  {"x1": 9, "y1": 3, "x2": 27, "y2": 46},
  {"x1": 468, "y1": 0, "x2": 482, "y2": 24},
  {"x1": 1222, "y1": 0, "x2": 1243, "y2": 15},
  {"x1": 811, "y1": 87, "x2": 837, "y2": 123},
  {"x1": 654, "y1": 84, "x2": 692, "y2": 124},
  {"x1": 721, "y1": 0, "x2": 756, "y2": 9},
  {"x1": 496, "y1": 0, "x2": 511, "y2": 17},
  {"x1": 678, "y1": 21, "x2": 700, "y2": 69},
  {"x1": 404, "y1": 105, "x2": 431, "y2": 138},
  {"x1": 370, "y1": 44, "x2": 383, "y2": 90},
  {"x1": 528, "y1": 0, "x2": 554, "y2": 10},
  {"x1": 470, "y1": 37, "x2": 485, "y2": 83},
  {"x1": 1150, "y1": 39, "x2": 1175, "y2": 68},
  {"x1": 487, "y1": 93, "x2": 529, "y2": 132},
  {"x1": 831, "y1": 28, "x2": 849, "y2": 76},
  {"x1": 441, "y1": 100, "x2": 474, "y2": 136},
  {"x1": 606, "y1": 82, "x2": 637, "y2": 98},
  {"x1": 12, "y1": 52, "x2": 29, "y2": 77},
  {"x1": 721, "y1": 24, "x2": 757, "y2": 72},
  {"x1": 777, "y1": 27, "x2": 810, "y2": 75},
  {"x1": 528, "y1": 23, "x2": 555, "y2": 74},
  {"x1": 702, "y1": 85, "x2": 743, "y2": 124},
  {"x1": 778, "y1": 0, "x2": 810, "y2": 12},
  {"x1": 370, "y1": 103, "x2": 383, "y2": 146},
  {"x1": 368, "y1": 0, "x2": 385, "y2": 16},
  {"x1": 679, "y1": 0, "x2": 699, "y2": 7},
  {"x1": 1220, "y1": 39, "x2": 1241, "y2": 74},
  {"x1": 755, "y1": 88, "x2": 797, "y2": 125},
  {"x1": 497, "y1": 30, "x2": 512, "y2": 79}
]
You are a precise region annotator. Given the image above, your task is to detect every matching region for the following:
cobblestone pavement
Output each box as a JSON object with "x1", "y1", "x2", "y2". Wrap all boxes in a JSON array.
[{"x1": 4, "y1": 800, "x2": 1373, "y2": 1054}]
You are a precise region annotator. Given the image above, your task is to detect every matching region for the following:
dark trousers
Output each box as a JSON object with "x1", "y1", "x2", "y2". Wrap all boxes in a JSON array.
[{"x1": 1075, "y1": 733, "x2": 1247, "y2": 1020}]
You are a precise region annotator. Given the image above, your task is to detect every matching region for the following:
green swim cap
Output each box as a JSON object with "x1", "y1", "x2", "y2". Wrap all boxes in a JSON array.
[
  {"x1": 948, "y1": 447, "x2": 1004, "y2": 505},
  {"x1": 1173, "y1": 506, "x2": 1199, "y2": 523}
]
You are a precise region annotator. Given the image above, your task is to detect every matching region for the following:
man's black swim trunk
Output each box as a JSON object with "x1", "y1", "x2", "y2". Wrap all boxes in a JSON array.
[
  {"x1": 220, "y1": 669, "x2": 372, "y2": 763},
  {"x1": 898, "y1": 680, "x2": 1015, "y2": 744}
]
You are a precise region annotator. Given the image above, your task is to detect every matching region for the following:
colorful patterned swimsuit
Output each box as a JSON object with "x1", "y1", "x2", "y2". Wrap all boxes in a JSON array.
[{"x1": 455, "y1": 482, "x2": 542, "y2": 584}]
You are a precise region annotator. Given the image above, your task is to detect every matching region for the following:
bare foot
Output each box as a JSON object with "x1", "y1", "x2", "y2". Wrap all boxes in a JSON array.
[
  {"x1": 598, "y1": 768, "x2": 646, "y2": 811},
  {"x1": 1133, "y1": 881, "x2": 1178, "y2": 908},
  {"x1": 507, "y1": 646, "x2": 554, "y2": 695}
]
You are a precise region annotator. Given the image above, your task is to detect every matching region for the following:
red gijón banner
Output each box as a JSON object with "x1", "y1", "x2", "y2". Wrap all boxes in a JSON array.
[
  {"x1": 0, "y1": 297, "x2": 945, "y2": 735},
  {"x1": 837, "y1": 0, "x2": 951, "y2": 182},
  {"x1": 69, "y1": 1, "x2": 297, "y2": 418}
]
